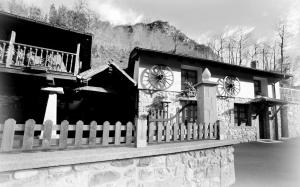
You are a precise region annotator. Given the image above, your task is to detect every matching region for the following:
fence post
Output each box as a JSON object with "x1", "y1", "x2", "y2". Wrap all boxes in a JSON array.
[
  {"x1": 74, "y1": 43, "x2": 80, "y2": 75},
  {"x1": 6, "y1": 31, "x2": 16, "y2": 67},
  {"x1": 217, "y1": 120, "x2": 225, "y2": 140},
  {"x1": 136, "y1": 118, "x2": 147, "y2": 147},
  {"x1": 0, "y1": 119, "x2": 16, "y2": 152}
]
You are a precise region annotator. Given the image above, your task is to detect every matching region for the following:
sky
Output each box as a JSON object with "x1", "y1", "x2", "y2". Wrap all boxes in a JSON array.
[{"x1": 2, "y1": 0, "x2": 300, "y2": 56}]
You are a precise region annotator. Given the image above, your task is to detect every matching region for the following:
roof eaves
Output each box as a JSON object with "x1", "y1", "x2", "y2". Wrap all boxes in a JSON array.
[
  {"x1": 0, "y1": 11, "x2": 93, "y2": 36},
  {"x1": 78, "y1": 64, "x2": 109, "y2": 80},
  {"x1": 110, "y1": 62, "x2": 137, "y2": 86},
  {"x1": 131, "y1": 47, "x2": 293, "y2": 79}
]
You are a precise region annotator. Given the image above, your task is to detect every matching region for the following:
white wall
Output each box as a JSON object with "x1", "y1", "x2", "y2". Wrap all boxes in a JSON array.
[
  {"x1": 138, "y1": 55, "x2": 181, "y2": 92},
  {"x1": 137, "y1": 54, "x2": 278, "y2": 100},
  {"x1": 211, "y1": 76, "x2": 255, "y2": 99},
  {"x1": 267, "y1": 81, "x2": 280, "y2": 99}
]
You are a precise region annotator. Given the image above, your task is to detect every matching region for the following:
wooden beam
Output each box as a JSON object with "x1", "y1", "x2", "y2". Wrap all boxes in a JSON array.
[
  {"x1": 74, "y1": 43, "x2": 81, "y2": 75},
  {"x1": 270, "y1": 106, "x2": 283, "y2": 120},
  {"x1": 0, "y1": 66, "x2": 77, "y2": 81}
]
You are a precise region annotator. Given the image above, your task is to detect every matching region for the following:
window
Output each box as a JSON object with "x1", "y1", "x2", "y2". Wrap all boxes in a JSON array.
[
  {"x1": 181, "y1": 101, "x2": 197, "y2": 123},
  {"x1": 254, "y1": 80, "x2": 262, "y2": 96},
  {"x1": 181, "y1": 69, "x2": 197, "y2": 90},
  {"x1": 234, "y1": 104, "x2": 250, "y2": 126}
]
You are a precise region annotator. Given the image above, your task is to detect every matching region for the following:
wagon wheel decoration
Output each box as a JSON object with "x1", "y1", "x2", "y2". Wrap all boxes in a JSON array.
[
  {"x1": 217, "y1": 76, "x2": 240, "y2": 97},
  {"x1": 147, "y1": 65, "x2": 174, "y2": 90}
]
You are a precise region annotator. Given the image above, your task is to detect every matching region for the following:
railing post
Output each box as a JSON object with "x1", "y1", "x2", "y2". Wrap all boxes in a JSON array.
[
  {"x1": 6, "y1": 31, "x2": 16, "y2": 67},
  {"x1": 136, "y1": 118, "x2": 148, "y2": 147},
  {"x1": 74, "y1": 43, "x2": 81, "y2": 75}
]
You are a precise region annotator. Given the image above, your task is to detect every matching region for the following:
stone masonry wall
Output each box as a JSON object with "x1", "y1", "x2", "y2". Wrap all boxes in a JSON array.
[
  {"x1": 280, "y1": 88, "x2": 300, "y2": 138},
  {"x1": 217, "y1": 97, "x2": 257, "y2": 142},
  {"x1": 0, "y1": 146, "x2": 235, "y2": 187}
]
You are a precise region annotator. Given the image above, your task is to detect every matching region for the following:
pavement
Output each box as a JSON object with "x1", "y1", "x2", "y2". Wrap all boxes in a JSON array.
[{"x1": 232, "y1": 138, "x2": 300, "y2": 187}]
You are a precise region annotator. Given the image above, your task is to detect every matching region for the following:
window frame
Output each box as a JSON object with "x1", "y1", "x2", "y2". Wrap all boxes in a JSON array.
[
  {"x1": 181, "y1": 69, "x2": 198, "y2": 91},
  {"x1": 234, "y1": 103, "x2": 251, "y2": 126},
  {"x1": 254, "y1": 80, "x2": 262, "y2": 96}
]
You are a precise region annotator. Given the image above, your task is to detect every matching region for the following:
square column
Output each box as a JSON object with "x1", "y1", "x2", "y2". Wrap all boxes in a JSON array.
[
  {"x1": 194, "y1": 68, "x2": 218, "y2": 124},
  {"x1": 41, "y1": 87, "x2": 64, "y2": 138}
]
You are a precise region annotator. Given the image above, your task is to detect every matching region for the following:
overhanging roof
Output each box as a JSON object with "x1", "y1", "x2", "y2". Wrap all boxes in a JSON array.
[
  {"x1": 78, "y1": 63, "x2": 137, "y2": 86},
  {"x1": 0, "y1": 11, "x2": 93, "y2": 36},
  {"x1": 247, "y1": 96, "x2": 289, "y2": 106},
  {"x1": 74, "y1": 86, "x2": 114, "y2": 94},
  {"x1": 129, "y1": 47, "x2": 293, "y2": 80}
]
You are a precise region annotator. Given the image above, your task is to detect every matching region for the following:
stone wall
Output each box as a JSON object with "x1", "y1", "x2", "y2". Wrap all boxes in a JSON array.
[
  {"x1": 217, "y1": 97, "x2": 257, "y2": 142},
  {"x1": 280, "y1": 88, "x2": 300, "y2": 138},
  {"x1": 0, "y1": 146, "x2": 235, "y2": 187}
]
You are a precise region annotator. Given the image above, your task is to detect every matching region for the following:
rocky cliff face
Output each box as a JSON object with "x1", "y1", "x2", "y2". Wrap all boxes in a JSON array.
[{"x1": 89, "y1": 20, "x2": 217, "y2": 68}]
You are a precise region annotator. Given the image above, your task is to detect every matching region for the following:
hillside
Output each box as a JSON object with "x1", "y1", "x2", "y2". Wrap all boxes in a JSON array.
[{"x1": 89, "y1": 20, "x2": 217, "y2": 68}]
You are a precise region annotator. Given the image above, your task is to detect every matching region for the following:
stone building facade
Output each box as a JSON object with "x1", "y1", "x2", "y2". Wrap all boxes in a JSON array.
[
  {"x1": 217, "y1": 97, "x2": 257, "y2": 142},
  {"x1": 128, "y1": 47, "x2": 291, "y2": 142}
]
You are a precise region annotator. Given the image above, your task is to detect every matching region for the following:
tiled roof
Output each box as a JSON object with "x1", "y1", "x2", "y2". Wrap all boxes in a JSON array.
[
  {"x1": 78, "y1": 62, "x2": 136, "y2": 85},
  {"x1": 78, "y1": 64, "x2": 109, "y2": 80}
]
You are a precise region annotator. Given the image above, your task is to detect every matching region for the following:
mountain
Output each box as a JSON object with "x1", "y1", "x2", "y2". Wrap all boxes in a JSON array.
[{"x1": 89, "y1": 20, "x2": 217, "y2": 69}]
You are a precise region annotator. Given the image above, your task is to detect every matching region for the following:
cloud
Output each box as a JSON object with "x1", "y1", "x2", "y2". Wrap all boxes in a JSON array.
[
  {"x1": 89, "y1": 0, "x2": 144, "y2": 25},
  {"x1": 222, "y1": 25, "x2": 255, "y2": 38},
  {"x1": 286, "y1": 0, "x2": 300, "y2": 54},
  {"x1": 196, "y1": 32, "x2": 213, "y2": 44}
]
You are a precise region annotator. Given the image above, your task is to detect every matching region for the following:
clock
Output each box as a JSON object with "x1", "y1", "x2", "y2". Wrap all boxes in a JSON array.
[
  {"x1": 141, "y1": 64, "x2": 174, "y2": 90},
  {"x1": 217, "y1": 76, "x2": 240, "y2": 97}
]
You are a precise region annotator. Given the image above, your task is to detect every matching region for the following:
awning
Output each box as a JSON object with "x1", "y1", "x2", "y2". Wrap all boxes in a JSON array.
[
  {"x1": 74, "y1": 86, "x2": 115, "y2": 94},
  {"x1": 247, "y1": 96, "x2": 288, "y2": 106}
]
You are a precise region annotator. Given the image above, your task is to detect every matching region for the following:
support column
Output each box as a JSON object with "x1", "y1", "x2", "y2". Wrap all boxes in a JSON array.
[
  {"x1": 41, "y1": 87, "x2": 64, "y2": 138},
  {"x1": 263, "y1": 107, "x2": 270, "y2": 139},
  {"x1": 194, "y1": 68, "x2": 218, "y2": 124}
]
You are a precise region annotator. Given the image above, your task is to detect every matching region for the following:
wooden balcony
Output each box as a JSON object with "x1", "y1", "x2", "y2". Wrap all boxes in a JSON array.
[{"x1": 0, "y1": 31, "x2": 81, "y2": 75}]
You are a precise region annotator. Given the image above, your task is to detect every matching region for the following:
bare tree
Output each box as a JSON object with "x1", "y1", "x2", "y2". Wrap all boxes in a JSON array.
[
  {"x1": 276, "y1": 21, "x2": 290, "y2": 73},
  {"x1": 207, "y1": 34, "x2": 225, "y2": 61}
]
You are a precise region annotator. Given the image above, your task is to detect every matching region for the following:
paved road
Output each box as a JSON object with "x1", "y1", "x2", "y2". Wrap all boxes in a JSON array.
[{"x1": 233, "y1": 138, "x2": 300, "y2": 187}]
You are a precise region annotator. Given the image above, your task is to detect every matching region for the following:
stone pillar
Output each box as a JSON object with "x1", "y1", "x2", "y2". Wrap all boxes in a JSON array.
[
  {"x1": 194, "y1": 68, "x2": 218, "y2": 124},
  {"x1": 41, "y1": 87, "x2": 64, "y2": 138},
  {"x1": 136, "y1": 118, "x2": 147, "y2": 147}
]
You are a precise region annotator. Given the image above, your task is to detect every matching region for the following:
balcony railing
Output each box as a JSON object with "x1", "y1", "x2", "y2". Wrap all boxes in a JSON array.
[{"x1": 0, "y1": 31, "x2": 80, "y2": 75}]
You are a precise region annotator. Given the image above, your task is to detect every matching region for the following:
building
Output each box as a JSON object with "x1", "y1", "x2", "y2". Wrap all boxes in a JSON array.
[
  {"x1": 127, "y1": 47, "x2": 293, "y2": 142},
  {"x1": 0, "y1": 11, "x2": 136, "y2": 126},
  {"x1": 0, "y1": 11, "x2": 296, "y2": 143}
]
